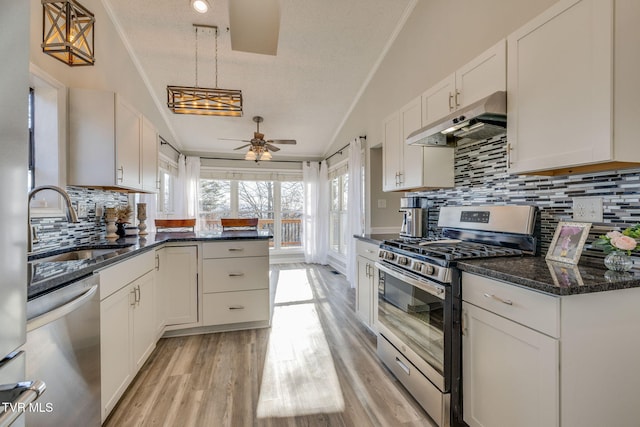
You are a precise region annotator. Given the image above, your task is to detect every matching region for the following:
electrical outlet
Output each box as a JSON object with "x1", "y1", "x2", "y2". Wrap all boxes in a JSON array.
[
  {"x1": 77, "y1": 201, "x2": 88, "y2": 218},
  {"x1": 377, "y1": 199, "x2": 387, "y2": 209},
  {"x1": 573, "y1": 197, "x2": 603, "y2": 222},
  {"x1": 95, "y1": 204, "x2": 104, "y2": 224}
]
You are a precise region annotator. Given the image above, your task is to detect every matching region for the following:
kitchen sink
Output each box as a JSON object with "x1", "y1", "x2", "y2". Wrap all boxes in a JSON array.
[{"x1": 28, "y1": 243, "x2": 134, "y2": 264}]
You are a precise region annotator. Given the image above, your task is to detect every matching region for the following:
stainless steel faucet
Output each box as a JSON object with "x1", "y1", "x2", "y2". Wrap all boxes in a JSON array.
[{"x1": 28, "y1": 185, "x2": 79, "y2": 253}]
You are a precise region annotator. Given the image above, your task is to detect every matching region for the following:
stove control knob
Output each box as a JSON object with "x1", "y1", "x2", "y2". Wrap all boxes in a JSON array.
[
  {"x1": 423, "y1": 264, "x2": 435, "y2": 275},
  {"x1": 385, "y1": 252, "x2": 395, "y2": 261},
  {"x1": 398, "y1": 256, "x2": 409, "y2": 266},
  {"x1": 412, "y1": 262, "x2": 422, "y2": 273}
]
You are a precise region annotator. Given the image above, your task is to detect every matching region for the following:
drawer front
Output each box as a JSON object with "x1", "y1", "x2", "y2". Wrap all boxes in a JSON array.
[
  {"x1": 203, "y1": 257, "x2": 269, "y2": 293},
  {"x1": 202, "y1": 290, "x2": 269, "y2": 326},
  {"x1": 203, "y1": 240, "x2": 268, "y2": 259},
  {"x1": 462, "y1": 272, "x2": 559, "y2": 337},
  {"x1": 356, "y1": 239, "x2": 379, "y2": 261},
  {"x1": 99, "y1": 250, "x2": 155, "y2": 300}
]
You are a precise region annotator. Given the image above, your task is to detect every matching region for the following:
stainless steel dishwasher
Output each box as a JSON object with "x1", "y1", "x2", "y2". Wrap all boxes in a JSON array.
[{"x1": 24, "y1": 274, "x2": 100, "y2": 426}]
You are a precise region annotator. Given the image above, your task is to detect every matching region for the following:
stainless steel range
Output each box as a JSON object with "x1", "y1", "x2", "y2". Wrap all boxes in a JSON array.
[{"x1": 375, "y1": 205, "x2": 537, "y2": 427}]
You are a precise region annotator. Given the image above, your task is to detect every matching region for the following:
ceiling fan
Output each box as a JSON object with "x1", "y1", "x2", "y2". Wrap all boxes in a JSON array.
[{"x1": 221, "y1": 116, "x2": 296, "y2": 161}]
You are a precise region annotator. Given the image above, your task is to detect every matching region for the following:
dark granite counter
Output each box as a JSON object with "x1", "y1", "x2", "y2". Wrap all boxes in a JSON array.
[
  {"x1": 354, "y1": 234, "x2": 399, "y2": 245},
  {"x1": 457, "y1": 256, "x2": 640, "y2": 296},
  {"x1": 28, "y1": 231, "x2": 271, "y2": 299}
]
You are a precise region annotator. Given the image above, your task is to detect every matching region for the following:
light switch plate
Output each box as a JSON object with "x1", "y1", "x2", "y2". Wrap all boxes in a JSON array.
[
  {"x1": 377, "y1": 199, "x2": 387, "y2": 209},
  {"x1": 573, "y1": 197, "x2": 603, "y2": 222}
]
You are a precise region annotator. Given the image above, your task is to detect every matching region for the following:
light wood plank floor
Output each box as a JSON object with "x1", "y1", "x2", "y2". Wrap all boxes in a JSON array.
[{"x1": 105, "y1": 263, "x2": 436, "y2": 427}]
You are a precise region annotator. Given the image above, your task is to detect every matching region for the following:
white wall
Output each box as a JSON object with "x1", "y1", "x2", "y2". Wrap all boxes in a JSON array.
[
  {"x1": 329, "y1": 0, "x2": 559, "y2": 229},
  {"x1": 29, "y1": 0, "x2": 175, "y2": 145}
]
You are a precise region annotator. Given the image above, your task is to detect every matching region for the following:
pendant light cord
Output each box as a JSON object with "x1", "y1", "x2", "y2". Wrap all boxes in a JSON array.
[
  {"x1": 214, "y1": 26, "x2": 218, "y2": 88},
  {"x1": 195, "y1": 26, "x2": 199, "y2": 87}
]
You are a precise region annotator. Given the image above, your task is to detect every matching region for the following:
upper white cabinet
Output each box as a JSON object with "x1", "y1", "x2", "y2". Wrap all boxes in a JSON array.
[
  {"x1": 68, "y1": 88, "x2": 159, "y2": 193},
  {"x1": 507, "y1": 0, "x2": 640, "y2": 175},
  {"x1": 383, "y1": 96, "x2": 454, "y2": 192},
  {"x1": 422, "y1": 40, "x2": 506, "y2": 126}
]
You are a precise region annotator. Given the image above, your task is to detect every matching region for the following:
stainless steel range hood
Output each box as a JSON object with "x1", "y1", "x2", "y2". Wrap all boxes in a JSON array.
[{"x1": 406, "y1": 91, "x2": 506, "y2": 146}]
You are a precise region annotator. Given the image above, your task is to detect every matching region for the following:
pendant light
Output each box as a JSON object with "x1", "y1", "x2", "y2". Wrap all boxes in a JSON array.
[
  {"x1": 167, "y1": 24, "x2": 243, "y2": 116},
  {"x1": 41, "y1": 0, "x2": 95, "y2": 66}
]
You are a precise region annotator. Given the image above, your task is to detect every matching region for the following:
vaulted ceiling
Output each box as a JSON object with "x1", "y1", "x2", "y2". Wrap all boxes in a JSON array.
[{"x1": 103, "y1": 0, "x2": 412, "y2": 159}]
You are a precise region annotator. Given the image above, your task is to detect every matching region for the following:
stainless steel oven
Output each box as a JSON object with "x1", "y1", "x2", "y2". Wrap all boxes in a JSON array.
[{"x1": 376, "y1": 261, "x2": 454, "y2": 427}]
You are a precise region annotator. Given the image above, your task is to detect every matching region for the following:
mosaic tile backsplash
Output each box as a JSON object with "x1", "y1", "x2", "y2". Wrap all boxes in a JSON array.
[
  {"x1": 30, "y1": 186, "x2": 129, "y2": 252},
  {"x1": 409, "y1": 134, "x2": 640, "y2": 268}
]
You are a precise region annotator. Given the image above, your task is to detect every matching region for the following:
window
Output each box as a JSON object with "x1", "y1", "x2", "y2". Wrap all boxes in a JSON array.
[
  {"x1": 329, "y1": 165, "x2": 348, "y2": 255},
  {"x1": 199, "y1": 173, "x2": 303, "y2": 250},
  {"x1": 158, "y1": 155, "x2": 178, "y2": 215}
]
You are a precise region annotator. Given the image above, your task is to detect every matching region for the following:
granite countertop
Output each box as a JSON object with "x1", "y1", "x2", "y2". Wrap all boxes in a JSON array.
[
  {"x1": 457, "y1": 256, "x2": 640, "y2": 296},
  {"x1": 354, "y1": 234, "x2": 399, "y2": 244},
  {"x1": 28, "y1": 231, "x2": 271, "y2": 299}
]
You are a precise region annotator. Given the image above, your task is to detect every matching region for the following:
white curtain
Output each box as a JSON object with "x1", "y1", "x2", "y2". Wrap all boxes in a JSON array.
[
  {"x1": 302, "y1": 161, "x2": 329, "y2": 264},
  {"x1": 174, "y1": 155, "x2": 201, "y2": 227},
  {"x1": 346, "y1": 137, "x2": 363, "y2": 287}
]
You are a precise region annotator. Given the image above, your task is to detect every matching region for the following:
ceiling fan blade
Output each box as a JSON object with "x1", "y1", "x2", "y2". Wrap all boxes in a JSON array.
[
  {"x1": 220, "y1": 138, "x2": 252, "y2": 142},
  {"x1": 265, "y1": 143, "x2": 281, "y2": 152},
  {"x1": 234, "y1": 144, "x2": 251, "y2": 150},
  {"x1": 267, "y1": 139, "x2": 297, "y2": 145}
]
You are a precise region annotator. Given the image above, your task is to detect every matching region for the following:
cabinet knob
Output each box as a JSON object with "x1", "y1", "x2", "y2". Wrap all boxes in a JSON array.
[
  {"x1": 228, "y1": 273, "x2": 245, "y2": 277},
  {"x1": 117, "y1": 166, "x2": 124, "y2": 182},
  {"x1": 483, "y1": 293, "x2": 513, "y2": 305},
  {"x1": 228, "y1": 305, "x2": 245, "y2": 310}
]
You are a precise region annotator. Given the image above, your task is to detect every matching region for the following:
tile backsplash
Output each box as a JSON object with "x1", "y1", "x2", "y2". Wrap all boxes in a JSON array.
[
  {"x1": 410, "y1": 134, "x2": 640, "y2": 267},
  {"x1": 30, "y1": 186, "x2": 129, "y2": 252}
]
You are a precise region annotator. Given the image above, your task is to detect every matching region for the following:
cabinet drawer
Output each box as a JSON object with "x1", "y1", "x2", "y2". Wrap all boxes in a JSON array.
[
  {"x1": 202, "y1": 290, "x2": 269, "y2": 326},
  {"x1": 202, "y1": 240, "x2": 268, "y2": 259},
  {"x1": 462, "y1": 272, "x2": 559, "y2": 337},
  {"x1": 99, "y1": 250, "x2": 155, "y2": 300},
  {"x1": 203, "y1": 257, "x2": 268, "y2": 293},
  {"x1": 356, "y1": 239, "x2": 379, "y2": 261}
]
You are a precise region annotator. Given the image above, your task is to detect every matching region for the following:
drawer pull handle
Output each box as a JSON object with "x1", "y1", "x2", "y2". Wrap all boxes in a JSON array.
[
  {"x1": 395, "y1": 357, "x2": 410, "y2": 375},
  {"x1": 483, "y1": 293, "x2": 513, "y2": 306},
  {"x1": 228, "y1": 305, "x2": 245, "y2": 310},
  {"x1": 228, "y1": 273, "x2": 244, "y2": 277},
  {"x1": 228, "y1": 248, "x2": 244, "y2": 252}
]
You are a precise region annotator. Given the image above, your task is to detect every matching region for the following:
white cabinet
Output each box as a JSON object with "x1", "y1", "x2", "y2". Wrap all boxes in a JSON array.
[
  {"x1": 383, "y1": 97, "x2": 454, "y2": 192},
  {"x1": 68, "y1": 88, "x2": 159, "y2": 193},
  {"x1": 355, "y1": 239, "x2": 378, "y2": 332},
  {"x1": 462, "y1": 271, "x2": 640, "y2": 427},
  {"x1": 99, "y1": 251, "x2": 156, "y2": 422},
  {"x1": 156, "y1": 245, "x2": 198, "y2": 328},
  {"x1": 141, "y1": 116, "x2": 159, "y2": 192},
  {"x1": 422, "y1": 40, "x2": 506, "y2": 126},
  {"x1": 201, "y1": 240, "x2": 270, "y2": 328},
  {"x1": 507, "y1": 0, "x2": 640, "y2": 175}
]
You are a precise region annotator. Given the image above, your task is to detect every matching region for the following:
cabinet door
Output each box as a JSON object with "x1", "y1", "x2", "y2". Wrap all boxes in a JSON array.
[
  {"x1": 455, "y1": 39, "x2": 506, "y2": 109},
  {"x1": 154, "y1": 250, "x2": 165, "y2": 337},
  {"x1": 100, "y1": 285, "x2": 133, "y2": 422},
  {"x1": 159, "y1": 246, "x2": 198, "y2": 326},
  {"x1": 462, "y1": 302, "x2": 559, "y2": 427},
  {"x1": 356, "y1": 256, "x2": 372, "y2": 326},
  {"x1": 422, "y1": 74, "x2": 456, "y2": 125},
  {"x1": 132, "y1": 271, "x2": 156, "y2": 371},
  {"x1": 382, "y1": 111, "x2": 401, "y2": 192},
  {"x1": 507, "y1": 0, "x2": 613, "y2": 174},
  {"x1": 141, "y1": 116, "x2": 158, "y2": 193},
  {"x1": 115, "y1": 95, "x2": 142, "y2": 189},
  {"x1": 399, "y1": 96, "x2": 425, "y2": 191}
]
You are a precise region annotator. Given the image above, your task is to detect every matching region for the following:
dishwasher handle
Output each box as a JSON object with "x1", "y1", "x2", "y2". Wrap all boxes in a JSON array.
[
  {"x1": 27, "y1": 285, "x2": 98, "y2": 332},
  {"x1": 0, "y1": 379, "x2": 46, "y2": 427}
]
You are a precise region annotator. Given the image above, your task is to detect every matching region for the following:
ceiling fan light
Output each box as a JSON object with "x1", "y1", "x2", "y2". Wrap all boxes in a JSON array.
[
  {"x1": 191, "y1": 0, "x2": 210, "y2": 14},
  {"x1": 245, "y1": 150, "x2": 257, "y2": 161},
  {"x1": 260, "y1": 150, "x2": 272, "y2": 161}
]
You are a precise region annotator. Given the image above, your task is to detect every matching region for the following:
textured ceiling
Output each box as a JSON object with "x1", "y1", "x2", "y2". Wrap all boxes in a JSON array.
[{"x1": 103, "y1": 0, "x2": 412, "y2": 159}]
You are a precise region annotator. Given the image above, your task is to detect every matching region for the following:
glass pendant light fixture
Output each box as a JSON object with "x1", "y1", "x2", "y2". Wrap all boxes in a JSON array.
[
  {"x1": 41, "y1": 0, "x2": 95, "y2": 66},
  {"x1": 167, "y1": 24, "x2": 243, "y2": 116}
]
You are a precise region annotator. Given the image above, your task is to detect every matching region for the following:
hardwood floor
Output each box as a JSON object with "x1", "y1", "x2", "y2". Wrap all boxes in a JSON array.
[{"x1": 105, "y1": 263, "x2": 435, "y2": 427}]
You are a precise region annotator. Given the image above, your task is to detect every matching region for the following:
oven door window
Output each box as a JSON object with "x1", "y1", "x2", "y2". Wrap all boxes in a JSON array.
[{"x1": 378, "y1": 270, "x2": 445, "y2": 376}]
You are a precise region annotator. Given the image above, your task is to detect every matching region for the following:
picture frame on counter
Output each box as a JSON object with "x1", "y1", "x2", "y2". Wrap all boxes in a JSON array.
[{"x1": 546, "y1": 221, "x2": 592, "y2": 265}]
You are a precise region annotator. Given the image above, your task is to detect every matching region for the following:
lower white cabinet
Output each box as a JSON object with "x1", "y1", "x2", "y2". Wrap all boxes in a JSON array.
[
  {"x1": 100, "y1": 266, "x2": 156, "y2": 422},
  {"x1": 99, "y1": 251, "x2": 156, "y2": 422},
  {"x1": 355, "y1": 239, "x2": 378, "y2": 332},
  {"x1": 155, "y1": 245, "x2": 198, "y2": 328},
  {"x1": 462, "y1": 271, "x2": 640, "y2": 427},
  {"x1": 462, "y1": 301, "x2": 559, "y2": 427},
  {"x1": 201, "y1": 240, "x2": 270, "y2": 328}
]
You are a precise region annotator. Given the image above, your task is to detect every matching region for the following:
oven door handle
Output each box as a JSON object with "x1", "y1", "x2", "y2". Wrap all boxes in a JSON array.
[{"x1": 375, "y1": 262, "x2": 446, "y2": 300}]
